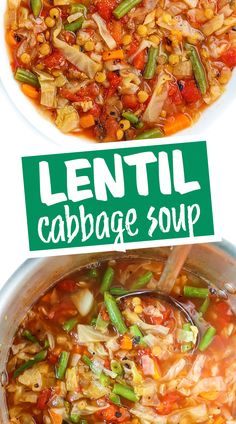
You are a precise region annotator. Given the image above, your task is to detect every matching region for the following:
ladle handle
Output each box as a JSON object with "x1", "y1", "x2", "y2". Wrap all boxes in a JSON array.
[{"x1": 158, "y1": 245, "x2": 192, "y2": 293}]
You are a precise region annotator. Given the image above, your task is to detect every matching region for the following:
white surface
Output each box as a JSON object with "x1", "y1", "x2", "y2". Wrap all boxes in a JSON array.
[{"x1": 0, "y1": 81, "x2": 236, "y2": 286}]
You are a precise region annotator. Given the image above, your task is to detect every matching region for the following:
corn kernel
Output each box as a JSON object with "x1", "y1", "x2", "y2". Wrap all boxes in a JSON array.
[
  {"x1": 119, "y1": 119, "x2": 131, "y2": 130},
  {"x1": 116, "y1": 129, "x2": 124, "y2": 140},
  {"x1": 37, "y1": 34, "x2": 44, "y2": 43},
  {"x1": 35, "y1": 63, "x2": 45, "y2": 70},
  {"x1": 122, "y1": 34, "x2": 132, "y2": 45},
  {"x1": 137, "y1": 25, "x2": 148, "y2": 37},
  {"x1": 204, "y1": 8, "x2": 214, "y2": 19},
  {"x1": 45, "y1": 16, "x2": 56, "y2": 28},
  {"x1": 169, "y1": 54, "x2": 179, "y2": 65},
  {"x1": 45, "y1": 30, "x2": 50, "y2": 40},
  {"x1": 20, "y1": 53, "x2": 31, "y2": 64},
  {"x1": 138, "y1": 90, "x2": 149, "y2": 103},
  {"x1": 50, "y1": 7, "x2": 60, "y2": 19},
  {"x1": 84, "y1": 41, "x2": 95, "y2": 51},
  {"x1": 201, "y1": 48, "x2": 209, "y2": 58},
  {"x1": 152, "y1": 346, "x2": 161, "y2": 356},
  {"x1": 162, "y1": 12, "x2": 172, "y2": 24},
  {"x1": 132, "y1": 297, "x2": 141, "y2": 306},
  {"x1": 52, "y1": 70, "x2": 62, "y2": 77},
  {"x1": 219, "y1": 68, "x2": 231, "y2": 84},
  {"x1": 160, "y1": 110, "x2": 167, "y2": 118},
  {"x1": 149, "y1": 35, "x2": 161, "y2": 45},
  {"x1": 134, "y1": 305, "x2": 143, "y2": 314},
  {"x1": 39, "y1": 43, "x2": 51, "y2": 56},
  {"x1": 95, "y1": 71, "x2": 106, "y2": 83}
]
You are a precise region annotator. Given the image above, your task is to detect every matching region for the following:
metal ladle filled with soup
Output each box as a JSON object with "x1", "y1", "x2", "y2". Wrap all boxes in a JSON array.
[{"x1": 5, "y1": 257, "x2": 236, "y2": 424}]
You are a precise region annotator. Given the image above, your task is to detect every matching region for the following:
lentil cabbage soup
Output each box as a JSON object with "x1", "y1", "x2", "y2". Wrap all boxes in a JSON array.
[
  {"x1": 5, "y1": 0, "x2": 236, "y2": 142},
  {"x1": 5, "y1": 258, "x2": 236, "y2": 424}
]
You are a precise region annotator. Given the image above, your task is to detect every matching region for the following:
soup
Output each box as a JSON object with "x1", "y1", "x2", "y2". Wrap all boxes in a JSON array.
[
  {"x1": 5, "y1": 258, "x2": 236, "y2": 423},
  {"x1": 5, "y1": 0, "x2": 236, "y2": 142}
]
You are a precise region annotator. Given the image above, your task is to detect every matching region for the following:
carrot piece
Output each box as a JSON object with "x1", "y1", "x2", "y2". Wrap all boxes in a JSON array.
[
  {"x1": 120, "y1": 334, "x2": 133, "y2": 350},
  {"x1": 21, "y1": 84, "x2": 39, "y2": 99},
  {"x1": 6, "y1": 30, "x2": 17, "y2": 47},
  {"x1": 213, "y1": 418, "x2": 226, "y2": 424},
  {"x1": 48, "y1": 410, "x2": 63, "y2": 424},
  {"x1": 103, "y1": 49, "x2": 124, "y2": 61},
  {"x1": 164, "y1": 113, "x2": 191, "y2": 136},
  {"x1": 80, "y1": 114, "x2": 95, "y2": 128}
]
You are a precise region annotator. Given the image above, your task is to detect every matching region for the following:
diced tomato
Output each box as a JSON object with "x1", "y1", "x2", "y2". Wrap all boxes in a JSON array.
[
  {"x1": 47, "y1": 352, "x2": 59, "y2": 365},
  {"x1": 128, "y1": 40, "x2": 139, "y2": 56},
  {"x1": 107, "y1": 71, "x2": 122, "y2": 96},
  {"x1": 168, "y1": 82, "x2": 183, "y2": 105},
  {"x1": 220, "y1": 48, "x2": 236, "y2": 68},
  {"x1": 89, "y1": 103, "x2": 102, "y2": 119},
  {"x1": 156, "y1": 391, "x2": 183, "y2": 415},
  {"x1": 122, "y1": 94, "x2": 139, "y2": 110},
  {"x1": 96, "y1": 405, "x2": 130, "y2": 422},
  {"x1": 179, "y1": 79, "x2": 202, "y2": 103},
  {"x1": 104, "y1": 117, "x2": 120, "y2": 141},
  {"x1": 109, "y1": 20, "x2": 123, "y2": 45},
  {"x1": 37, "y1": 388, "x2": 52, "y2": 410},
  {"x1": 48, "y1": 300, "x2": 77, "y2": 321},
  {"x1": 133, "y1": 50, "x2": 146, "y2": 71},
  {"x1": 43, "y1": 50, "x2": 66, "y2": 69},
  {"x1": 95, "y1": 0, "x2": 117, "y2": 21},
  {"x1": 57, "y1": 279, "x2": 78, "y2": 292},
  {"x1": 60, "y1": 83, "x2": 99, "y2": 102},
  {"x1": 137, "y1": 347, "x2": 152, "y2": 357}
]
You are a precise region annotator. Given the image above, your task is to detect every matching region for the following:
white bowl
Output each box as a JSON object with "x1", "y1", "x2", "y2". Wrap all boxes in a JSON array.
[{"x1": 0, "y1": 0, "x2": 236, "y2": 146}]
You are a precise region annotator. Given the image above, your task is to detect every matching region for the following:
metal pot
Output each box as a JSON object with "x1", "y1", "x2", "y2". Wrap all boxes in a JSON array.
[{"x1": 1, "y1": 241, "x2": 236, "y2": 422}]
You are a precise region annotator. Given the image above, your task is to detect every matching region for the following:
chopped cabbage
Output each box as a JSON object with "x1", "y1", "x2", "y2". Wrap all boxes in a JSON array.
[
  {"x1": 55, "y1": 106, "x2": 79, "y2": 133},
  {"x1": 77, "y1": 325, "x2": 112, "y2": 343},
  {"x1": 92, "y1": 13, "x2": 116, "y2": 50}
]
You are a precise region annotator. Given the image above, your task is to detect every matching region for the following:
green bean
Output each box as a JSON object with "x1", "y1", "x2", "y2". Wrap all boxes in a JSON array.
[
  {"x1": 111, "y1": 360, "x2": 123, "y2": 376},
  {"x1": 110, "y1": 287, "x2": 129, "y2": 296},
  {"x1": 199, "y1": 297, "x2": 210, "y2": 315},
  {"x1": 113, "y1": 0, "x2": 143, "y2": 19},
  {"x1": 55, "y1": 351, "x2": 70, "y2": 380},
  {"x1": 80, "y1": 420, "x2": 88, "y2": 424},
  {"x1": 144, "y1": 46, "x2": 158, "y2": 79},
  {"x1": 13, "y1": 350, "x2": 47, "y2": 378},
  {"x1": 82, "y1": 354, "x2": 99, "y2": 375},
  {"x1": 71, "y1": 3, "x2": 87, "y2": 14},
  {"x1": 30, "y1": 0, "x2": 42, "y2": 18},
  {"x1": 185, "y1": 43, "x2": 208, "y2": 95},
  {"x1": 99, "y1": 372, "x2": 111, "y2": 386},
  {"x1": 44, "y1": 338, "x2": 50, "y2": 349},
  {"x1": 199, "y1": 326, "x2": 216, "y2": 352},
  {"x1": 113, "y1": 383, "x2": 139, "y2": 402},
  {"x1": 64, "y1": 17, "x2": 84, "y2": 33},
  {"x1": 104, "y1": 292, "x2": 128, "y2": 334},
  {"x1": 131, "y1": 271, "x2": 153, "y2": 290},
  {"x1": 15, "y1": 68, "x2": 39, "y2": 88},
  {"x1": 136, "y1": 128, "x2": 164, "y2": 139},
  {"x1": 63, "y1": 317, "x2": 78, "y2": 332},
  {"x1": 122, "y1": 111, "x2": 139, "y2": 125},
  {"x1": 130, "y1": 324, "x2": 146, "y2": 346},
  {"x1": 100, "y1": 267, "x2": 115, "y2": 294},
  {"x1": 69, "y1": 414, "x2": 80, "y2": 423},
  {"x1": 183, "y1": 286, "x2": 209, "y2": 298},
  {"x1": 22, "y1": 330, "x2": 39, "y2": 344},
  {"x1": 109, "y1": 393, "x2": 121, "y2": 406},
  {"x1": 87, "y1": 268, "x2": 99, "y2": 278}
]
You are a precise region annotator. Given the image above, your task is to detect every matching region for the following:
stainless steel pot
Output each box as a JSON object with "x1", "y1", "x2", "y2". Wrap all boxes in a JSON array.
[{"x1": 1, "y1": 241, "x2": 236, "y2": 422}]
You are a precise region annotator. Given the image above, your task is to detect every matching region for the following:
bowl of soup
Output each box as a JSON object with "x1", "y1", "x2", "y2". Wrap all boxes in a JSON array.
[
  {"x1": 0, "y1": 0, "x2": 236, "y2": 144},
  {"x1": 0, "y1": 242, "x2": 236, "y2": 423}
]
